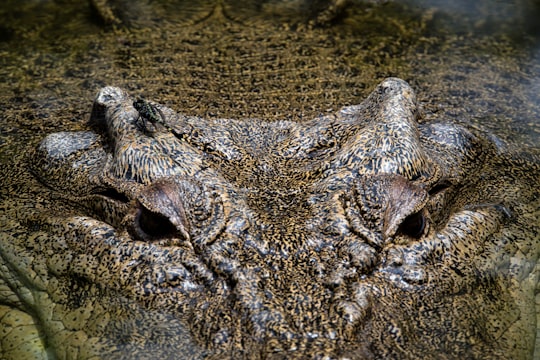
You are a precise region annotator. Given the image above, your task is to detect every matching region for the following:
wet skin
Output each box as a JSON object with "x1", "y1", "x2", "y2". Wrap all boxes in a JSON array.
[{"x1": 1, "y1": 78, "x2": 538, "y2": 359}]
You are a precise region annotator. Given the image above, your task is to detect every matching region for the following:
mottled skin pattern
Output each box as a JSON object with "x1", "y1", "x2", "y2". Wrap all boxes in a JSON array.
[{"x1": 0, "y1": 78, "x2": 536, "y2": 359}]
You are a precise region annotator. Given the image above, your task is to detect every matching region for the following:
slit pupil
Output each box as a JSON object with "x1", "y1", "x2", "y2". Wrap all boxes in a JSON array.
[{"x1": 428, "y1": 180, "x2": 452, "y2": 196}]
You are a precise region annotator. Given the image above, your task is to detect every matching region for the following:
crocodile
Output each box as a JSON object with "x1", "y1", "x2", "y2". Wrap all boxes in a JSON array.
[
  {"x1": 0, "y1": 1, "x2": 539, "y2": 359},
  {"x1": 0, "y1": 78, "x2": 537, "y2": 359}
]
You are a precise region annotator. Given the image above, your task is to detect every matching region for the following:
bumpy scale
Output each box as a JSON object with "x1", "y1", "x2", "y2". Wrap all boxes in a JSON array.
[{"x1": 1, "y1": 79, "x2": 538, "y2": 359}]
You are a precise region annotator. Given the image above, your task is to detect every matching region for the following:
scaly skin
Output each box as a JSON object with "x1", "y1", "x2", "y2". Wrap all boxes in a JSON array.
[{"x1": 0, "y1": 78, "x2": 537, "y2": 359}]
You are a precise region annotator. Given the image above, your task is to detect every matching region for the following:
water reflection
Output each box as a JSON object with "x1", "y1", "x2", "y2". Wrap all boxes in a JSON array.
[{"x1": 0, "y1": 0, "x2": 538, "y2": 147}]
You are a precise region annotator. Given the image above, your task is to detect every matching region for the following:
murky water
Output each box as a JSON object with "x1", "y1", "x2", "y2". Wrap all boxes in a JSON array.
[{"x1": 0, "y1": 0, "x2": 539, "y2": 156}]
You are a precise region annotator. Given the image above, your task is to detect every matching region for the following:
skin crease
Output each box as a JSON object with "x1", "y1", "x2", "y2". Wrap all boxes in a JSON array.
[
  {"x1": 0, "y1": 1, "x2": 539, "y2": 359},
  {"x1": 0, "y1": 78, "x2": 534, "y2": 359}
]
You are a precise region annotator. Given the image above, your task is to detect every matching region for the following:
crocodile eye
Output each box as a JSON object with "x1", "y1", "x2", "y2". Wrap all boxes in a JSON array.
[
  {"x1": 399, "y1": 211, "x2": 426, "y2": 239},
  {"x1": 135, "y1": 206, "x2": 178, "y2": 240}
]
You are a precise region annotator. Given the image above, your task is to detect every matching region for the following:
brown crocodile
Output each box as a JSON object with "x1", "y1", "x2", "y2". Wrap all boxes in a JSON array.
[
  {"x1": 0, "y1": 1, "x2": 539, "y2": 359},
  {"x1": 1, "y1": 78, "x2": 537, "y2": 359}
]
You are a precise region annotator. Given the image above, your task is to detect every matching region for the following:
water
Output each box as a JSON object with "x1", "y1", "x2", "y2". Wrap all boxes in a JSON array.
[{"x1": 0, "y1": 0, "x2": 539, "y2": 152}]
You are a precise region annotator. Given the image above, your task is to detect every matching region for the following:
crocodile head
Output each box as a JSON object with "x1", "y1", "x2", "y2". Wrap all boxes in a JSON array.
[{"x1": 8, "y1": 78, "x2": 539, "y2": 358}]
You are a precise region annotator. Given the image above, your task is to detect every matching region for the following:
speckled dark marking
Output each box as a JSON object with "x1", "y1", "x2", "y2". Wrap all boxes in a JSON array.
[{"x1": 11, "y1": 78, "x2": 537, "y2": 359}]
